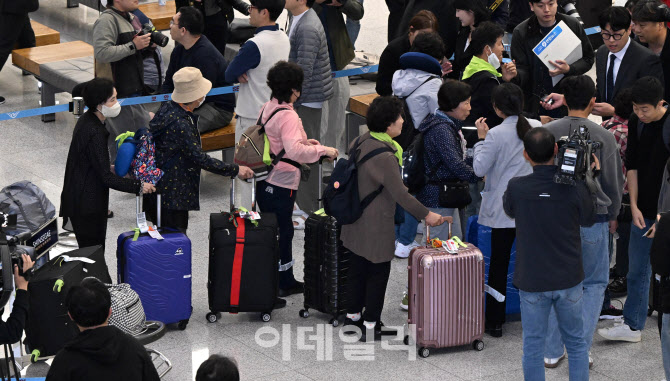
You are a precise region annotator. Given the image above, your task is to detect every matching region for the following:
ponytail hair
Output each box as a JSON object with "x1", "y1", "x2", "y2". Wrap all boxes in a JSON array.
[{"x1": 491, "y1": 83, "x2": 532, "y2": 141}]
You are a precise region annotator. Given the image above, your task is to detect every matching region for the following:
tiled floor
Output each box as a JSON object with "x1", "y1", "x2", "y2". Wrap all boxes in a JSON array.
[{"x1": 0, "y1": 0, "x2": 666, "y2": 380}]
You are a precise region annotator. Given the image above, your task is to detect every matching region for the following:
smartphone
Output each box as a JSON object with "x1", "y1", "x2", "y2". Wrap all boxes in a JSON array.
[
  {"x1": 542, "y1": 95, "x2": 554, "y2": 105},
  {"x1": 643, "y1": 228, "x2": 653, "y2": 237}
]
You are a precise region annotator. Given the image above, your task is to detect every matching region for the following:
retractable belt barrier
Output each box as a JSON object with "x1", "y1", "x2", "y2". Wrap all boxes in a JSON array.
[{"x1": 0, "y1": 25, "x2": 603, "y2": 123}]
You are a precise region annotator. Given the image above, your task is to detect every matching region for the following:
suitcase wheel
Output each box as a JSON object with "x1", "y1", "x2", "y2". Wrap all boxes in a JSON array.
[
  {"x1": 473, "y1": 340, "x2": 484, "y2": 351},
  {"x1": 30, "y1": 349, "x2": 41, "y2": 363},
  {"x1": 329, "y1": 317, "x2": 339, "y2": 327},
  {"x1": 299, "y1": 309, "x2": 309, "y2": 318},
  {"x1": 418, "y1": 347, "x2": 430, "y2": 358},
  {"x1": 177, "y1": 319, "x2": 189, "y2": 330},
  {"x1": 261, "y1": 313, "x2": 271, "y2": 322},
  {"x1": 206, "y1": 312, "x2": 220, "y2": 323}
]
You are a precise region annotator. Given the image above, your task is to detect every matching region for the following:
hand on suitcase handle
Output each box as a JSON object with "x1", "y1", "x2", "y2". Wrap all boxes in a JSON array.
[
  {"x1": 237, "y1": 165, "x2": 254, "y2": 180},
  {"x1": 425, "y1": 212, "x2": 450, "y2": 227}
]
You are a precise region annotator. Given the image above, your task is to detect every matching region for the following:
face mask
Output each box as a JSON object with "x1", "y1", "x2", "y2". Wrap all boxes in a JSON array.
[
  {"x1": 99, "y1": 102, "x2": 121, "y2": 118},
  {"x1": 197, "y1": 96, "x2": 206, "y2": 109},
  {"x1": 486, "y1": 46, "x2": 501, "y2": 70}
]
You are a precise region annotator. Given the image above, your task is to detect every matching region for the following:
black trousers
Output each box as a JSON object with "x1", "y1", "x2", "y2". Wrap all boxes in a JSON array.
[
  {"x1": 485, "y1": 227, "x2": 516, "y2": 326},
  {"x1": 346, "y1": 252, "x2": 392, "y2": 323},
  {"x1": 143, "y1": 194, "x2": 189, "y2": 232},
  {"x1": 203, "y1": 12, "x2": 228, "y2": 57},
  {"x1": 69, "y1": 213, "x2": 108, "y2": 250},
  {"x1": 0, "y1": 13, "x2": 34, "y2": 72}
]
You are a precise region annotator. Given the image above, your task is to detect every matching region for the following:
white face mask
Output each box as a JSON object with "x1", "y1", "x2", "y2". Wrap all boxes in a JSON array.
[
  {"x1": 197, "y1": 96, "x2": 206, "y2": 109},
  {"x1": 486, "y1": 46, "x2": 501, "y2": 70},
  {"x1": 99, "y1": 102, "x2": 121, "y2": 118}
]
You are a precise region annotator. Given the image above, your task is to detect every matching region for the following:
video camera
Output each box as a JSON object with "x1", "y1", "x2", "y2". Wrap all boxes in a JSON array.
[
  {"x1": 554, "y1": 125, "x2": 602, "y2": 186},
  {"x1": 0, "y1": 212, "x2": 34, "y2": 306},
  {"x1": 139, "y1": 23, "x2": 169, "y2": 48}
]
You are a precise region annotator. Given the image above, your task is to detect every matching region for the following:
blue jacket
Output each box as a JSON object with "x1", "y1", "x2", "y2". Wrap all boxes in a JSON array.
[
  {"x1": 416, "y1": 111, "x2": 479, "y2": 208},
  {"x1": 150, "y1": 101, "x2": 238, "y2": 211}
]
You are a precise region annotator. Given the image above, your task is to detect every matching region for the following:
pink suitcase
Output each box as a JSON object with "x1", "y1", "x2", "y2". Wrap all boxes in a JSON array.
[{"x1": 404, "y1": 227, "x2": 486, "y2": 358}]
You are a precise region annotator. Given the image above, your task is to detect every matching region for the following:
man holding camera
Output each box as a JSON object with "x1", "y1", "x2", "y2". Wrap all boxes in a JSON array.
[
  {"x1": 541, "y1": 75, "x2": 623, "y2": 369},
  {"x1": 503, "y1": 127, "x2": 598, "y2": 380},
  {"x1": 93, "y1": 0, "x2": 154, "y2": 158},
  {"x1": 0, "y1": 242, "x2": 34, "y2": 351}
]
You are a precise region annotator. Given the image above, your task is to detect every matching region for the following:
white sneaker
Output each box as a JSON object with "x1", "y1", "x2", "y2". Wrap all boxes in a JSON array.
[
  {"x1": 400, "y1": 290, "x2": 408, "y2": 311},
  {"x1": 597, "y1": 321, "x2": 642, "y2": 342},
  {"x1": 544, "y1": 352, "x2": 566, "y2": 368},
  {"x1": 395, "y1": 241, "x2": 419, "y2": 258}
]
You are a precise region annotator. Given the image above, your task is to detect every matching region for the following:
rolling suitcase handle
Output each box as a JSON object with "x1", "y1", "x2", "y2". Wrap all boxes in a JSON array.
[
  {"x1": 424, "y1": 222, "x2": 453, "y2": 246},
  {"x1": 230, "y1": 175, "x2": 257, "y2": 213},
  {"x1": 136, "y1": 193, "x2": 162, "y2": 230},
  {"x1": 317, "y1": 156, "x2": 330, "y2": 210}
]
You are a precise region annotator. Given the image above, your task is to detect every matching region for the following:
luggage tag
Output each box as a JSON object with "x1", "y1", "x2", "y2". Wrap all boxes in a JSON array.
[
  {"x1": 147, "y1": 226, "x2": 164, "y2": 240},
  {"x1": 136, "y1": 211, "x2": 149, "y2": 234},
  {"x1": 443, "y1": 239, "x2": 460, "y2": 254}
]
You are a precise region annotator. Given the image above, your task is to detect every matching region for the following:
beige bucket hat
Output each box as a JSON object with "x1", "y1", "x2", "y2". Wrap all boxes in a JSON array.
[{"x1": 171, "y1": 67, "x2": 212, "y2": 104}]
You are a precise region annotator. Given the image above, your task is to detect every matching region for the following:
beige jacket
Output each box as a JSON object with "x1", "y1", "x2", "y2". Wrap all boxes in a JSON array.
[{"x1": 341, "y1": 133, "x2": 429, "y2": 263}]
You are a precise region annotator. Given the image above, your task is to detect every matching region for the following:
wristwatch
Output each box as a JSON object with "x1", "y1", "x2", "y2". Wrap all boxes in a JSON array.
[{"x1": 129, "y1": 42, "x2": 136, "y2": 52}]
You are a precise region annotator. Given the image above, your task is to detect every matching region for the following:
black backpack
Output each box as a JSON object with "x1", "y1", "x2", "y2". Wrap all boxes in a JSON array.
[
  {"x1": 323, "y1": 139, "x2": 394, "y2": 225},
  {"x1": 402, "y1": 131, "x2": 428, "y2": 194},
  {"x1": 394, "y1": 76, "x2": 439, "y2": 150}
]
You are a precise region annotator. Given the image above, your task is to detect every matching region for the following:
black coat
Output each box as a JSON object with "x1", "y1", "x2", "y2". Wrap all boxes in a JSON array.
[
  {"x1": 450, "y1": 27, "x2": 473, "y2": 80},
  {"x1": 463, "y1": 70, "x2": 503, "y2": 147},
  {"x1": 651, "y1": 213, "x2": 670, "y2": 313},
  {"x1": 595, "y1": 39, "x2": 664, "y2": 104},
  {"x1": 175, "y1": 0, "x2": 249, "y2": 24},
  {"x1": 60, "y1": 111, "x2": 140, "y2": 219},
  {"x1": 376, "y1": 36, "x2": 411, "y2": 96},
  {"x1": 46, "y1": 326, "x2": 160, "y2": 381},
  {"x1": 0, "y1": 290, "x2": 28, "y2": 345},
  {"x1": 511, "y1": 13, "x2": 594, "y2": 115}
]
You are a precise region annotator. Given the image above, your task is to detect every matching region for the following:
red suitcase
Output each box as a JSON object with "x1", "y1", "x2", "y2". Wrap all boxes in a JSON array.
[{"x1": 405, "y1": 226, "x2": 486, "y2": 358}]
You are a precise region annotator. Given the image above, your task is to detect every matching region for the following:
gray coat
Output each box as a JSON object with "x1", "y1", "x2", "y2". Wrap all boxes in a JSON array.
[
  {"x1": 545, "y1": 116, "x2": 623, "y2": 220},
  {"x1": 288, "y1": 9, "x2": 333, "y2": 105},
  {"x1": 341, "y1": 133, "x2": 429, "y2": 263},
  {"x1": 473, "y1": 116, "x2": 542, "y2": 228}
]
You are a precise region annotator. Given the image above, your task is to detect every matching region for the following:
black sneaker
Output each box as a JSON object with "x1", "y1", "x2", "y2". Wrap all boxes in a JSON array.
[
  {"x1": 485, "y1": 323, "x2": 503, "y2": 338},
  {"x1": 600, "y1": 305, "x2": 623, "y2": 320},
  {"x1": 359, "y1": 321, "x2": 398, "y2": 342},
  {"x1": 607, "y1": 277, "x2": 627, "y2": 297},
  {"x1": 342, "y1": 317, "x2": 364, "y2": 335},
  {"x1": 274, "y1": 297, "x2": 287, "y2": 309},
  {"x1": 0, "y1": 96, "x2": 5, "y2": 105},
  {"x1": 278, "y1": 281, "x2": 304, "y2": 297}
]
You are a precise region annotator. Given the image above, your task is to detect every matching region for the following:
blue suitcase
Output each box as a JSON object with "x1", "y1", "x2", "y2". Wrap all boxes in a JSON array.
[{"x1": 117, "y1": 195, "x2": 192, "y2": 330}]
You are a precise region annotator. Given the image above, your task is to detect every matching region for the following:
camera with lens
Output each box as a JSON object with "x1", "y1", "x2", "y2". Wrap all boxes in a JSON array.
[
  {"x1": 139, "y1": 23, "x2": 169, "y2": 48},
  {"x1": 0, "y1": 213, "x2": 34, "y2": 280},
  {"x1": 554, "y1": 125, "x2": 602, "y2": 186}
]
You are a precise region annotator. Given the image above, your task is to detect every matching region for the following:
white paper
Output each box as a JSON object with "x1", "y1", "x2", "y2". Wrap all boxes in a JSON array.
[{"x1": 532, "y1": 21, "x2": 583, "y2": 86}]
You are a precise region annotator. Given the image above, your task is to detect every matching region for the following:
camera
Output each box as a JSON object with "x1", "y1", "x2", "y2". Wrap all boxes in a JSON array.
[
  {"x1": 0, "y1": 212, "x2": 34, "y2": 279},
  {"x1": 554, "y1": 125, "x2": 602, "y2": 186},
  {"x1": 139, "y1": 23, "x2": 169, "y2": 48}
]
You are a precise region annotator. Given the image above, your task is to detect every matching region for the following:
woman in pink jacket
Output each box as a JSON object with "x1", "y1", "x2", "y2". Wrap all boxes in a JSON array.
[{"x1": 258, "y1": 61, "x2": 338, "y2": 305}]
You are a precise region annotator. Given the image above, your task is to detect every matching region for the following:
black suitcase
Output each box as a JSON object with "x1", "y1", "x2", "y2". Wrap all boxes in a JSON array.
[
  {"x1": 299, "y1": 159, "x2": 352, "y2": 326},
  {"x1": 206, "y1": 177, "x2": 279, "y2": 323},
  {"x1": 649, "y1": 273, "x2": 662, "y2": 317},
  {"x1": 25, "y1": 245, "x2": 112, "y2": 361}
]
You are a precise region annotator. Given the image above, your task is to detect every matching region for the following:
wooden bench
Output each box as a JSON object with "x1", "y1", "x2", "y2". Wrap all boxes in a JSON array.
[
  {"x1": 138, "y1": 1, "x2": 176, "y2": 31},
  {"x1": 346, "y1": 93, "x2": 379, "y2": 152},
  {"x1": 14, "y1": 21, "x2": 60, "y2": 48},
  {"x1": 201, "y1": 117, "x2": 236, "y2": 160},
  {"x1": 12, "y1": 41, "x2": 94, "y2": 122}
]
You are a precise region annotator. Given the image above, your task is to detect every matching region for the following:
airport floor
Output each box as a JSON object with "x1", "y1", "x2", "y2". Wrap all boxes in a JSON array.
[{"x1": 0, "y1": 0, "x2": 666, "y2": 379}]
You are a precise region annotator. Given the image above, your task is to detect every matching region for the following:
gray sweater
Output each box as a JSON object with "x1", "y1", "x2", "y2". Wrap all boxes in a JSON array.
[
  {"x1": 545, "y1": 116, "x2": 623, "y2": 220},
  {"x1": 288, "y1": 9, "x2": 333, "y2": 105}
]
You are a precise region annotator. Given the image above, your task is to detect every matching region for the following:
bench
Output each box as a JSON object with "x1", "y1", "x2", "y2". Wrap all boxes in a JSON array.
[
  {"x1": 201, "y1": 117, "x2": 236, "y2": 161},
  {"x1": 346, "y1": 93, "x2": 379, "y2": 152},
  {"x1": 138, "y1": 1, "x2": 176, "y2": 31},
  {"x1": 14, "y1": 21, "x2": 60, "y2": 48},
  {"x1": 12, "y1": 41, "x2": 94, "y2": 122}
]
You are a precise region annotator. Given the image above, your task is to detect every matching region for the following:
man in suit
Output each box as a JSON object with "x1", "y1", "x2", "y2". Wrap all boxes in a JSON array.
[{"x1": 592, "y1": 6, "x2": 664, "y2": 118}]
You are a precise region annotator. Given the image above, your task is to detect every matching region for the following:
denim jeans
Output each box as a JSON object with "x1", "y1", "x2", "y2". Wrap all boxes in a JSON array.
[
  {"x1": 602, "y1": 233, "x2": 615, "y2": 310},
  {"x1": 545, "y1": 221, "x2": 609, "y2": 358},
  {"x1": 345, "y1": 0, "x2": 363, "y2": 47},
  {"x1": 623, "y1": 218, "x2": 655, "y2": 330},
  {"x1": 395, "y1": 208, "x2": 419, "y2": 246},
  {"x1": 663, "y1": 313, "x2": 670, "y2": 380},
  {"x1": 520, "y1": 283, "x2": 589, "y2": 381}
]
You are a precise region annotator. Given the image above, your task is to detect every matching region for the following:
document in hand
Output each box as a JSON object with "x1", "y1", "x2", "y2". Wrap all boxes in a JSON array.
[{"x1": 532, "y1": 20, "x2": 583, "y2": 86}]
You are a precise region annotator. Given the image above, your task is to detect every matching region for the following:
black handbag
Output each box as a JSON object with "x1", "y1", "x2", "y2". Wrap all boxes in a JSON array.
[{"x1": 437, "y1": 180, "x2": 472, "y2": 209}]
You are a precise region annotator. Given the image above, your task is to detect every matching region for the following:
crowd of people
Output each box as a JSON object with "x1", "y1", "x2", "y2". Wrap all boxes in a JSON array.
[{"x1": 3, "y1": 0, "x2": 670, "y2": 379}]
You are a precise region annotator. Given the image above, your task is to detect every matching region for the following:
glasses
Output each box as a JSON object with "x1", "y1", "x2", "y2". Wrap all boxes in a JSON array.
[
  {"x1": 169, "y1": 20, "x2": 179, "y2": 27},
  {"x1": 601, "y1": 32, "x2": 625, "y2": 41}
]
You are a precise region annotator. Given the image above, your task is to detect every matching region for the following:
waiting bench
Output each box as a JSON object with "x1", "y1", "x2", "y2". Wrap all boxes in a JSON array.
[
  {"x1": 12, "y1": 41, "x2": 94, "y2": 122},
  {"x1": 346, "y1": 93, "x2": 379, "y2": 152},
  {"x1": 201, "y1": 117, "x2": 236, "y2": 161}
]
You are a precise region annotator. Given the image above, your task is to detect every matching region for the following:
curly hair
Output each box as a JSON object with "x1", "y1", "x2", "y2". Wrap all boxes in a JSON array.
[
  {"x1": 366, "y1": 96, "x2": 404, "y2": 133},
  {"x1": 266, "y1": 61, "x2": 304, "y2": 104}
]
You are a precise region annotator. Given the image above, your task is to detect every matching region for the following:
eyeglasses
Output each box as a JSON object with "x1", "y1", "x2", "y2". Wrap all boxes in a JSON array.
[
  {"x1": 249, "y1": 5, "x2": 257, "y2": 10},
  {"x1": 169, "y1": 20, "x2": 179, "y2": 27},
  {"x1": 601, "y1": 31, "x2": 626, "y2": 41}
]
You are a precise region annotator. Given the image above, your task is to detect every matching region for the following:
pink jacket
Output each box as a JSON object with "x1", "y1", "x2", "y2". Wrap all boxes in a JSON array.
[{"x1": 261, "y1": 99, "x2": 326, "y2": 190}]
